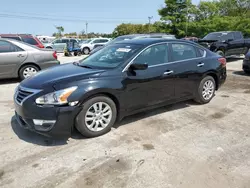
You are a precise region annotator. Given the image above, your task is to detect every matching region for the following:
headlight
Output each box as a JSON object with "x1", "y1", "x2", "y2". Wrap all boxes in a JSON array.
[{"x1": 35, "y1": 86, "x2": 77, "y2": 105}]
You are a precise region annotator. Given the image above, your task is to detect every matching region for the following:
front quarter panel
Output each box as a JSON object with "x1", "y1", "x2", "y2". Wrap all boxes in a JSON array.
[{"x1": 53, "y1": 71, "x2": 125, "y2": 107}]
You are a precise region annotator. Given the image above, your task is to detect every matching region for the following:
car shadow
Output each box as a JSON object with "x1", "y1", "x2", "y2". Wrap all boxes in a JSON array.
[
  {"x1": 0, "y1": 78, "x2": 19, "y2": 85},
  {"x1": 11, "y1": 100, "x2": 195, "y2": 145},
  {"x1": 226, "y1": 57, "x2": 244, "y2": 63},
  {"x1": 115, "y1": 100, "x2": 194, "y2": 128},
  {"x1": 232, "y1": 71, "x2": 250, "y2": 77},
  {"x1": 11, "y1": 116, "x2": 69, "y2": 146}
]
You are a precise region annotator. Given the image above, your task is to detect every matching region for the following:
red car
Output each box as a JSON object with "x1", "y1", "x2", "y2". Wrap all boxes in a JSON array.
[{"x1": 0, "y1": 34, "x2": 44, "y2": 48}]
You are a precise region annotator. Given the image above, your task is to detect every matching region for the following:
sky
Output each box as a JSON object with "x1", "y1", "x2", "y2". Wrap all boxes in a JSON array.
[{"x1": 0, "y1": 0, "x2": 200, "y2": 36}]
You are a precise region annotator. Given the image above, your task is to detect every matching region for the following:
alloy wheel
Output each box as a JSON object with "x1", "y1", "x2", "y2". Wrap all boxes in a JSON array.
[
  {"x1": 202, "y1": 80, "x2": 214, "y2": 100},
  {"x1": 85, "y1": 102, "x2": 112, "y2": 132}
]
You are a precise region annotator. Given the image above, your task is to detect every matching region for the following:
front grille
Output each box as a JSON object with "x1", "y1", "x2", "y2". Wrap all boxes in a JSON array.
[{"x1": 15, "y1": 87, "x2": 34, "y2": 104}]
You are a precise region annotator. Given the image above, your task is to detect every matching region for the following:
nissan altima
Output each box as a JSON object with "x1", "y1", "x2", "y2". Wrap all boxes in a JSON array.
[{"x1": 14, "y1": 38, "x2": 227, "y2": 138}]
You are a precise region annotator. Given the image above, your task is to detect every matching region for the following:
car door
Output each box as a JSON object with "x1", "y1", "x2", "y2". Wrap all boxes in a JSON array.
[
  {"x1": 169, "y1": 42, "x2": 207, "y2": 98},
  {"x1": 0, "y1": 40, "x2": 27, "y2": 78},
  {"x1": 122, "y1": 43, "x2": 176, "y2": 112},
  {"x1": 222, "y1": 33, "x2": 242, "y2": 56},
  {"x1": 59, "y1": 39, "x2": 69, "y2": 52},
  {"x1": 90, "y1": 39, "x2": 102, "y2": 50}
]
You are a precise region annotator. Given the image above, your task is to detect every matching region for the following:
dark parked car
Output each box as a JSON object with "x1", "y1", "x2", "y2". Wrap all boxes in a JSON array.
[
  {"x1": 0, "y1": 34, "x2": 45, "y2": 48},
  {"x1": 199, "y1": 31, "x2": 250, "y2": 57},
  {"x1": 89, "y1": 33, "x2": 176, "y2": 55},
  {"x1": 14, "y1": 38, "x2": 226, "y2": 138},
  {"x1": 243, "y1": 51, "x2": 250, "y2": 74}
]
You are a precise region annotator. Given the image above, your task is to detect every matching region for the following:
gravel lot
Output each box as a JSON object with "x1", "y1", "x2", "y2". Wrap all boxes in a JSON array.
[{"x1": 0, "y1": 55, "x2": 250, "y2": 188}]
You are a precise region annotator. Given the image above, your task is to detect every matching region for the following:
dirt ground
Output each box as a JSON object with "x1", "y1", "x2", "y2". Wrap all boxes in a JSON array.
[{"x1": 0, "y1": 57, "x2": 250, "y2": 188}]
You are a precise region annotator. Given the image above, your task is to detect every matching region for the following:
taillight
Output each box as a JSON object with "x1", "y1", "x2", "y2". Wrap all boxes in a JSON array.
[
  {"x1": 218, "y1": 58, "x2": 226, "y2": 67},
  {"x1": 53, "y1": 51, "x2": 57, "y2": 59}
]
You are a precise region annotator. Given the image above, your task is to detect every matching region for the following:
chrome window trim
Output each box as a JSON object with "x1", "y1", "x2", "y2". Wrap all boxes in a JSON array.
[
  {"x1": 122, "y1": 42, "x2": 169, "y2": 72},
  {"x1": 14, "y1": 86, "x2": 41, "y2": 106},
  {"x1": 122, "y1": 41, "x2": 207, "y2": 72}
]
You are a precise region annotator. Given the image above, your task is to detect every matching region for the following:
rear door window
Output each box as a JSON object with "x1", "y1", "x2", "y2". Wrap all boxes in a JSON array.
[
  {"x1": 171, "y1": 43, "x2": 197, "y2": 61},
  {"x1": 0, "y1": 41, "x2": 17, "y2": 53},
  {"x1": 22, "y1": 37, "x2": 38, "y2": 45}
]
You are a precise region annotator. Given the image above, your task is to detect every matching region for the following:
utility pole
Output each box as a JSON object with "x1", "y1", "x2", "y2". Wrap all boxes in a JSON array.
[
  {"x1": 185, "y1": 4, "x2": 188, "y2": 37},
  {"x1": 148, "y1": 16, "x2": 153, "y2": 33},
  {"x1": 85, "y1": 22, "x2": 88, "y2": 38}
]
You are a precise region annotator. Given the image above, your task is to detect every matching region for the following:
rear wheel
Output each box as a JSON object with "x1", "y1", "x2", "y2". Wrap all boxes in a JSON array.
[
  {"x1": 194, "y1": 76, "x2": 216, "y2": 104},
  {"x1": 82, "y1": 47, "x2": 90, "y2": 55},
  {"x1": 75, "y1": 96, "x2": 117, "y2": 138},
  {"x1": 19, "y1": 65, "x2": 39, "y2": 80},
  {"x1": 46, "y1": 46, "x2": 53, "y2": 49}
]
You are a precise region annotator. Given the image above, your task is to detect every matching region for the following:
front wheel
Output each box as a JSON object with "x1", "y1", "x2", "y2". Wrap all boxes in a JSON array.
[
  {"x1": 216, "y1": 50, "x2": 225, "y2": 57},
  {"x1": 75, "y1": 96, "x2": 117, "y2": 138},
  {"x1": 194, "y1": 76, "x2": 216, "y2": 104}
]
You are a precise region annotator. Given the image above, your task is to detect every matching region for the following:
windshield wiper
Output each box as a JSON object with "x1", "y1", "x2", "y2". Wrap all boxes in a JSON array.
[
  {"x1": 79, "y1": 65, "x2": 93, "y2": 69},
  {"x1": 73, "y1": 62, "x2": 92, "y2": 69}
]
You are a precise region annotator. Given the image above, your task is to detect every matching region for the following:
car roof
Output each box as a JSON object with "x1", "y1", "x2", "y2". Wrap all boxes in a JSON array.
[
  {"x1": 115, "y1": 38, "x2": 194, "y2": 46},
  {"x1": 0, "y1": 34, "x2": 20, "y2": 37},
  {"x1": 209, "y1": 31, "x2": 237, "y2": 34}
]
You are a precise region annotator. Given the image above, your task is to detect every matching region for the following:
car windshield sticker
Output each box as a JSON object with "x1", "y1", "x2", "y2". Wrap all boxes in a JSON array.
[{"x1": 116, "y1": 48, "x2": 131, "y2": 52}]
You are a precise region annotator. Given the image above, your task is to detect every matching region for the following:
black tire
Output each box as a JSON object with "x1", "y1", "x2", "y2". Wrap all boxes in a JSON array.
[
  {"x1": 19, "y1": 64, "x2": 39, "y2": 81},
  {"x1": 75, "y1": 96, "x2": 117, "y2": 138},
  {"x1": 194, "y1": 76, "x2": 216, "y2": 104},
  {"x1": 244, "y1": 70, "x2": 250, "y2": 74},
  {"x1": 216, "y1": 50, "x2": 225, "y2": 57},
  {"x1": 46, "y1": 46, "x2": 53, "y2": 49},
  {"x1": 245, "y1": 48, "x2": 250, "y2": 55},
  {"x1": 74, "y1": 52, "x2": 78, "y2": 56},
  {"x1": 82, "y1": 47, "x2": 90, "y2": 55}
]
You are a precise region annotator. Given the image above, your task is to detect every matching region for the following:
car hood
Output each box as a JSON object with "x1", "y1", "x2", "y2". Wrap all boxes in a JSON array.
[{"x1": 21, "y1": 63, "x2": 105, "y2": 89}]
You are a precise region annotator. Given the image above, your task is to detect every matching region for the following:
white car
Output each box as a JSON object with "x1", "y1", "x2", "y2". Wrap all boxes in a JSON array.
[{"x1": 80, "y1": 38, "x2": 110, "y2": 54}]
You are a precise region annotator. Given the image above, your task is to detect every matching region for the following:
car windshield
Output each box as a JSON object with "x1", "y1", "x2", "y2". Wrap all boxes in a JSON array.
[
  {"x1": 107, "y1": 36, "x2": 135, "y2": 45},
  {"x1": 79, "y1": 43, "x2": 142, "y2": 69},
  {"x1": 203, "y1": 33, "x2": 234, "y2": 41},
  {"x1": 203, "y1": 33, "x2": 223, "y2": 40}
]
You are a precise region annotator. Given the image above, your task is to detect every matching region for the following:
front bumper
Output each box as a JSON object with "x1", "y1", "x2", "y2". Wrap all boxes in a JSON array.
[
  {"x1": 243, "y1": 59, "x2": 250, "y2": 71},
  {"x1": 14, "y1": 89, "x2": 82, "y2": 138}
]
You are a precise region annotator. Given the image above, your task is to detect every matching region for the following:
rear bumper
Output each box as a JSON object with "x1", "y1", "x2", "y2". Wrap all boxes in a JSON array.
[
  {"x1": 217, "y1": 67, "x2": 227, "y2": 89},
  {"x1": 39, "y1": 60, "x2": 60, "y2": 70}
]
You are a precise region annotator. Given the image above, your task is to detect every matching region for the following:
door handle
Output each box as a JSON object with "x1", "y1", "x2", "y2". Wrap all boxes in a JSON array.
[
  {"x1": 17, "y1": 54, "x2": 24, "y2": 57},
  {"x1": 163, "y1": 70, "x2": 174, "y2": 75},
  {"x1": 197, "y1": 62, "x2": 204, "y2": 67}
]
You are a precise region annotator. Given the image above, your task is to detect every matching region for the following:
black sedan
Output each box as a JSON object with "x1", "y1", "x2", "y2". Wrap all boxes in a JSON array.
[
  {"x1": 243, "y1": 51, "x2": 250, "y2": 74},
  {"x1": 14, "y1": 38, "x2": 227, "y2": 138}
]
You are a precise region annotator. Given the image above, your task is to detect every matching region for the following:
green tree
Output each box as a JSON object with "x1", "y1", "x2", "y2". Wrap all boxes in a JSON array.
[
  {"x1": 55, "y1": 26, "x2": 64, "y2": 37},
  {"x1": 158, "y1": 0, "x2": 195, "y2": 37}
]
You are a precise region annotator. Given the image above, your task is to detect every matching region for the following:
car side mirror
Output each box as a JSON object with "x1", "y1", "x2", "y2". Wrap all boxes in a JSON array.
[{"x1": 130, "y1": 63, "x2": 148, "y2": 70}]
